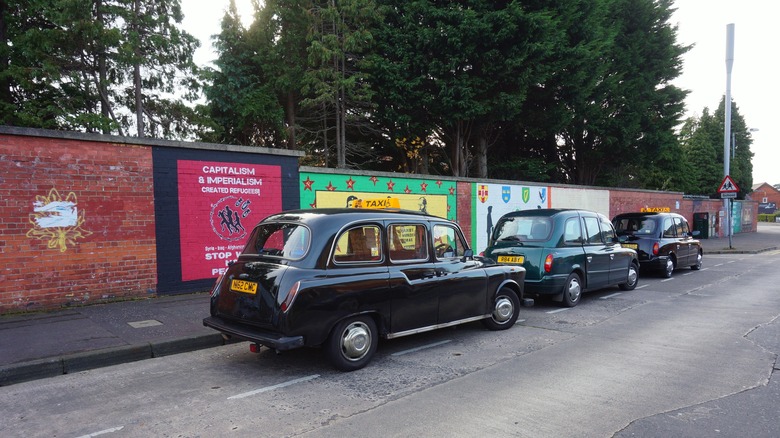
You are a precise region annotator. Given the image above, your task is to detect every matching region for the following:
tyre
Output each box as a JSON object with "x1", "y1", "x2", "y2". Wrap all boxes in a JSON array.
[
  {"x1": 660, "y1": 257, "x2": 674, "y2": 278},
  {"x1": 325, "y1": 316, "x2": 378, "y2": 371},
  {"x1": 619, "y1": 262, "x2": 639, "y2": 291},
  {"x1": 690, "y1": 251, "x2": 702, "y2": 270},
  {"x1": 482, "y1": 287, "x2": 520, "y2": 330},
  {"x1": 561, "y1": 272, "x2": 582, "y2": 307}
]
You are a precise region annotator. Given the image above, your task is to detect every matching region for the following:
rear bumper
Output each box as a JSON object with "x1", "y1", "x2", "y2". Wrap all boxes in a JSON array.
[
  {"x1": 639, "y1": 255, "x2": 670, "y2": 271},
  {"x1": 523, "y1": 275, "x2": 567, "y2": 295},
  {"x1": 203, "y1": 316, "x2": 304, "y2": 351}
]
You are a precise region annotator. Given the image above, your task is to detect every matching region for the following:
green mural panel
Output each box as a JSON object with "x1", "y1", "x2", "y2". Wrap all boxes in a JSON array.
[{"x1": 300, "y1": 172, "x2": 457, "y2": 221}]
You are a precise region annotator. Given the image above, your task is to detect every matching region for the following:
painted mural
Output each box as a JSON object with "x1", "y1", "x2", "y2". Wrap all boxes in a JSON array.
[
  {"x1": 26, "y1": 188, "x2": 92, "y2": 252},
  {"x1": 300, "y1": 172, "x2": 457, "y2": 221},
  {"x1": 471, "y1": 183, "x2": 551, "y2": 255},
  {"x1": 177, "y1": 160, "x2": 282, "y2": 281}
]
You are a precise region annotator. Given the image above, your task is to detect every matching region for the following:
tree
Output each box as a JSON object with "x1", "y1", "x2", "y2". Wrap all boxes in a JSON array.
[
  {"x1": 1, "y1": 0, "x2": 200, "y2": 138},
  {"x1": 368, "y1": 0, "x2": 555, "y2": 177},
  {"x1": 681, "y1": 97, "x2": 753, "y2": 198},
  {"x1": 203, "y1": 0, "x2": 286, "y2": 146}
]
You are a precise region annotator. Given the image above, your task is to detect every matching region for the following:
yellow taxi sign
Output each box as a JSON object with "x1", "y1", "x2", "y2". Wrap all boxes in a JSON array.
[
  {"x1": 640, "y1": 207, "x2": 671, "y2": 213},
  {"x1": 349, "y1": 197, "x2": 401, "y2": 209}
]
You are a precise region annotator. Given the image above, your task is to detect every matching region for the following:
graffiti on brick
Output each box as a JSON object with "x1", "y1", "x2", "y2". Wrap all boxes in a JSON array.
[{"x1": 27, "y1": 188, "x2": 92, "y2": 252}]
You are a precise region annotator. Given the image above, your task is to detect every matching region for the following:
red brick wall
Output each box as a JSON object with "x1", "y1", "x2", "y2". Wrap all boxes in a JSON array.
[
  {"x1": 752, "y1": 183, "x2": 780, "y2": 210},
  {"x1": 0, "y1": 134, "x2": 156, "y2": 312},
  {"x1": 456, "y1": 181, "x2": 473, "y2": 246},
  {"x1": 609, "y1": 188, "x2": 755, "y2": 238}
]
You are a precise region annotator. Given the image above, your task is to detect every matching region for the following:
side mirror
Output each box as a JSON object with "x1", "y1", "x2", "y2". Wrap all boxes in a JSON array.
[{"x1": 462, "y1": 249, "x2": 474, "y2": 261}]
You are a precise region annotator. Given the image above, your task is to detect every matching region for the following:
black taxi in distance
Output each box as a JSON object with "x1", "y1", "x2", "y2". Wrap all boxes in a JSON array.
[
  {"x1": 203, "y1": 206, "x2": 530, "y2": 371},
  {"x1": 612, "y1": 212, "x2": 703, "y2": 278},
  {"x1": 484, "y1": 209, "x2": 639, "y2": 307}
]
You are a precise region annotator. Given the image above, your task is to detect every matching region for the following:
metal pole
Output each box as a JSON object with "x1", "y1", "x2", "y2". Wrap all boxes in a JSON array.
[{"x1": 724, "y1": 23, "x2": 734, "y2": 249}]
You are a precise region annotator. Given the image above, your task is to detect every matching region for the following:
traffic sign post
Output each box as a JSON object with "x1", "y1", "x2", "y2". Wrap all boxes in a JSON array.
[{"x1": 717, "y1": 175, "x2": 739, "y2": 249}]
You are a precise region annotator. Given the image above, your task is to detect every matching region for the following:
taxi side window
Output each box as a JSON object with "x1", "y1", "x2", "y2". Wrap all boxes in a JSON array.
[
  {"x1": 563, "y1": 218, "x2": 583, "y2": 244},
  {"x1": 582, "y1": 216, "x2": 603, "y2": 244},
  {"x1": 433, "y1": 224, "x2": 466, "y2": 259},
  {"x1": 599, "y1": 217, "x2": 616, "y2": 243},
  {"x1": 390, "y1": 224, "x2": 428, "y2": 262},
  {"x1": 674, "y1": 217, "x2": 687, "y2": 237},
  {"x1": 333, "y1": 225, "x2": 382, "y2": 263},
  {"x1": 663, "y1": 218, "x2": 676, "y2": 238}
]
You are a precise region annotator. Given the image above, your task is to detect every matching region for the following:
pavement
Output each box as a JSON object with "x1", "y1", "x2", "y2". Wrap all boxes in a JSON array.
[{"x1": 2, "y1": 222, "x2": 779, "y2": 387}]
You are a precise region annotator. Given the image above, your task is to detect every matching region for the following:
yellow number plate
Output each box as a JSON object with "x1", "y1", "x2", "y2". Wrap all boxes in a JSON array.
[
  {"x1": 230, "y1": 279, "x2": 258, "y2": 294},
  {"x1": 497, "y1": 255, "x2": 525, "y2": 264},
  {"x1": 622, "y1": 243, "x2": 638, "y2": 250}
]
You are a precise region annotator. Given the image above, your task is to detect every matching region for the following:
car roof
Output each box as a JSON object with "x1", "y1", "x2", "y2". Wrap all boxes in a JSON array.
[
  {"x1": 498, "y1": 208, "x2": 590, "y2": 219},
  {"x1": 613, "y1": 212, "x2": 682, "y2": 219},
  {"x1": 261, "y1": 208, "x2": 446, "y2": 225}
]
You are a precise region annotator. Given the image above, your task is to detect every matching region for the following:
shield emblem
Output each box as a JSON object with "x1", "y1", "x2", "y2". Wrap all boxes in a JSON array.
[
  {"x1": 538, "y1": 188, "x2": 547, "y2": 204},
  {"x1": 522, "y1": 187, "x2": 530, "y2": 203},
  {"x1": 501, "y1": 186, "x2": 511, "y2": 203},
  {"x1": 478, "y1": 185, "x2": 488, "y2": 203}
]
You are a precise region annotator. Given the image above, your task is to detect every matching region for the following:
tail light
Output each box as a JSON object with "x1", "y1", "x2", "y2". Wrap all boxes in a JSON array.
[
  {"x1": 544, "y1": 254, "x2": 554, "y2": 273},
  {"x1": 280, "y1": 281, "x2": 301, "y2": 313},
  {"x1": 652, "y1": 242, "x2": 659, "y2": 256}
]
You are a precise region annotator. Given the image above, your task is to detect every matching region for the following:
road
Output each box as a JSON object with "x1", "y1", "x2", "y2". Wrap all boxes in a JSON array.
[{"x1": 2, "y1": 251, "x2": 779, "y2": 437}]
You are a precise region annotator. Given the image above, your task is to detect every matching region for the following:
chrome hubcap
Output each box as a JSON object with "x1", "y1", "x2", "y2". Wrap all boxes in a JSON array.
[
  {"x1": 493, "y1": 297, "x2": 514, "y2": 322},
  {"x1": 627, "y1": 267, "x2": 638, "y2": 286},
  {"x1": 341, "y1": 322, "x2": 370, "y2": 360},
  {"x1": 568, "y1": 279, "x2": 581, "y2": 301}
]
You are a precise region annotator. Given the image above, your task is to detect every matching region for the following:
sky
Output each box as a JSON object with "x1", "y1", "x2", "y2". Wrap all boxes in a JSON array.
[{"x1": 180, "y1": 0, "x2": 780, "y2": 187}]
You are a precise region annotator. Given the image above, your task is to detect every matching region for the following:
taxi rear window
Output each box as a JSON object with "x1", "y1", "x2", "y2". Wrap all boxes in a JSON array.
[{"x1": 243, "y1": 223, "x2": 310, "y2": 259}]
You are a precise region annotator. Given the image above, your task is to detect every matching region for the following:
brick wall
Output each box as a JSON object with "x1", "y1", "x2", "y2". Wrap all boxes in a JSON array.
[
  {"x1": 0, "y1": 134, "x2": 156, "y2": 312},
  {"x1": 1, "y1": 127, "x2": 303, "y2": 314}
]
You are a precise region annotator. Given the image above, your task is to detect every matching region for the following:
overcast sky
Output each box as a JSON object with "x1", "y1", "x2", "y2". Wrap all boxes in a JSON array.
[{"x1": 181, "y1": 0, "x2": 779, "y2": 186}]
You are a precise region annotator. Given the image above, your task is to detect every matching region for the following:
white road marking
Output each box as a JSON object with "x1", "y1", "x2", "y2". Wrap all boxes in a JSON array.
[
  {"x1": 515, "y1": 319, "x2": 526, "y2": 324},
  {"x1": 547, "y1": 308, "x2": 570, "y2": 314},
  {"x1": 636, "y1": 284, "x2": 649, "y2": 289},
  {"x1": 661, "y1": 278, "x2": 675, "y2": 282},
  {"x1": 600, "y1": 293, "x2": 623, "y2": 300},
  {"x1": 76, "y1": 426, "x2": 124, "y2": 438},
  {"x1": 228, "y1": 375, "x2": 320, "y2": 400},
  {"x1": 392, "y1": 340, "x2": 452, "y2": 356}
]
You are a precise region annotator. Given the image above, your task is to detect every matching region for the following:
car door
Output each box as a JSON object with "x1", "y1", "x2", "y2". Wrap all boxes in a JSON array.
[
  {"x1": 386, "y1": 222, "x2": 439, "y2": 333},
  {"x1": 599, "y1": 215, "x2": 632, "y2": 285},
  {"x1": 674, "y1": 216, "x2": 693, "y2": 266},
  {"x1": 432, "y1": 223, "x2": 487, "y2": 324},
  {"x1": 581, "y1": 214, "x2": 611, "y2": 290}
]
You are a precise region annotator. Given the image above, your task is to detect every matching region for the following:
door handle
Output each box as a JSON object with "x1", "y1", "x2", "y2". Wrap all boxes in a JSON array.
[{"x1": 610, "y1": 254, "x2": 615, "y2": 260}]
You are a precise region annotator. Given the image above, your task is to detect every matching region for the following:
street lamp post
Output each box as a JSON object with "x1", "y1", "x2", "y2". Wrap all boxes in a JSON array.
[{"x1": 724, "y1": 23, "x2": 735, "y2": 249}]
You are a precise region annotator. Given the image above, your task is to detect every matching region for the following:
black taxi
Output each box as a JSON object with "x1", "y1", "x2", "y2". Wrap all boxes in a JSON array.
[{"x1": 203, "y1": 206, "x2": 529, "y2": 371}]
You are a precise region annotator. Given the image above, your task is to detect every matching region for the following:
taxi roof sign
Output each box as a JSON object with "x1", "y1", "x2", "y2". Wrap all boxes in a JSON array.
[
  {"x1": 348, "y1": 197, "x2": 401, "y2": 209},
  {"x1": 717, "y1": 175, "x2": 739, "y2": 193}
]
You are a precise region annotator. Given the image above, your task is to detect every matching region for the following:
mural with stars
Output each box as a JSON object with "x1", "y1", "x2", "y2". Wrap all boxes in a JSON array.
[{"x1": 300, "y1": 172, "x2": 457, "y2": 220}]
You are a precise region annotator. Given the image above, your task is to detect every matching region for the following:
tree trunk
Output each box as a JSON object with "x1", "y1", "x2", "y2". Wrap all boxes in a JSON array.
[{"x1": 477, "y1": 136, "x2": 488, "y2": 178}]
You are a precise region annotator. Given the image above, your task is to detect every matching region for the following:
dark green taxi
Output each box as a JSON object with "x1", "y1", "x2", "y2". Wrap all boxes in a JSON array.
[{"x1": 484, "y1": 209, "x2": 639, "y2": 307}]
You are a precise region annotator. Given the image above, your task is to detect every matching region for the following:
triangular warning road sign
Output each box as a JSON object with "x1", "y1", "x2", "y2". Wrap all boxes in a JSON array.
[{"x1": 718, "y1": 175, "x2": 739, "y2": 193}]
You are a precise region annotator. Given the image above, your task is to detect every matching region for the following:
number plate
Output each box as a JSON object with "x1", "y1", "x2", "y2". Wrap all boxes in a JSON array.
[
  {"x1": 230, "y1": 279, "x2": 258, "y2": 294},
  {"x1": 622, "y1": 243, "x2": 639, "y2": 250},
  {"x1": 497, "y1": 255, "x2": 525, "y2": 264}
]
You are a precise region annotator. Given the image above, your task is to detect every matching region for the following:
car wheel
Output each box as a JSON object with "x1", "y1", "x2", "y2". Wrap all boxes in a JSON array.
[
  {"x1": 325, "y1": 316, "x2": 378, "y2": 371},
  {"x1": 691, "y1": 251, "x2": 702, "y2": 270},
  {"x1": 482, "y1": 287, "x2": 520, "y2": 330},
  {"x1": 661, "y1": 257, "x2": 674, "y2": 278},
  {"x1": 561, "y1": 272, "x2": 582, "y2": 307},
  {"x1": 619, "y1": 262, "x2": 639, "y2": 291}
]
